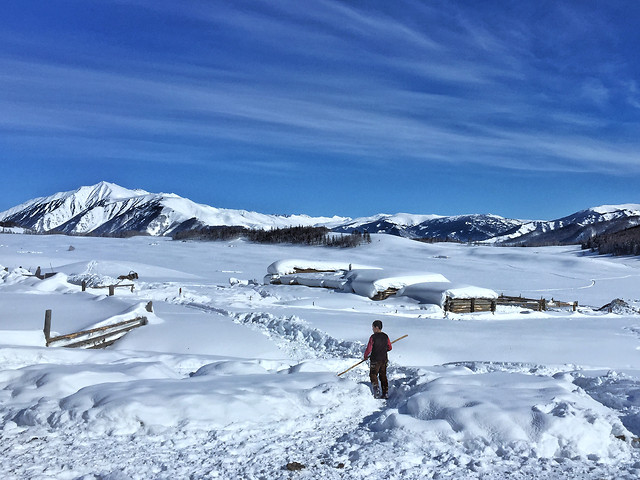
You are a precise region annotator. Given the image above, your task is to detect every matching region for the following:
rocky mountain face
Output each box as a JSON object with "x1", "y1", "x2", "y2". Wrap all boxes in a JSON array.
[{"x1": 1, "y1": 182, "x2": 639, "y2": 245}]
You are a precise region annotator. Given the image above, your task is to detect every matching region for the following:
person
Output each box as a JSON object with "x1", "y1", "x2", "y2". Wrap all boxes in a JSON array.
[{"x1": 364, "y1": 320, "x2": 392, "y2": 399}]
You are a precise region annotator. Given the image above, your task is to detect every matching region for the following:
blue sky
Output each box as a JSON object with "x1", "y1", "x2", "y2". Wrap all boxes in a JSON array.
[{"x1": 1, "y1": 0, "x2": 639, "y2": 220}]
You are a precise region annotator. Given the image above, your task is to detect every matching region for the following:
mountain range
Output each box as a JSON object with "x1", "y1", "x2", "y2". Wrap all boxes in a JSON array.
[{"x1": 1, "y1": 182, "x2": 639, "y2": 246}]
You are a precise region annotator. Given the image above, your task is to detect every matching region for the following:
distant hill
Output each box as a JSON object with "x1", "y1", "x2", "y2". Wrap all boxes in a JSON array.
[
  {"x1": 489, "y1": 204, "x2": 640, "y2": 246},
  {"x1": 582, "y1": 224, "x2": 640, "y2": 256},
  {"x1": 334, "y1": 213, "x2": 523, "y2": 242},
  {"x1": 1, "y1": 182, "x2": 639, "y2": 245}
]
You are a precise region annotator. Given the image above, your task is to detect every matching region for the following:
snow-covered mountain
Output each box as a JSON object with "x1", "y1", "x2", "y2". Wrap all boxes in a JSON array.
[
  {"x1": 335, "y1": 213, "x2": 524, "y2": 242},
  {"x1": 406, "y1": 214, "x2": 524, "y2": 242},
  {"x1": 341, "y1": 206, "x2": 640, "y2": 244},
  {"x1": 490, "y1": 204, "x2": 640, "y2": 246},
  {"x1": 1, "y1": 182, "x2": 638, "y2": 244},
  {"x1": 0, "y1": 182, "x2": 350, "y2": 236},
  {"x1": 334, "y1": 213, "x2": 444, "y2": 237}
]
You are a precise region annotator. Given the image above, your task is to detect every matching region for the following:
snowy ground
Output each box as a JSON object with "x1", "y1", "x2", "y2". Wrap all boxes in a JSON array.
[{"x1": 1, "y1": 233, "x2": 640, "y2": 479}]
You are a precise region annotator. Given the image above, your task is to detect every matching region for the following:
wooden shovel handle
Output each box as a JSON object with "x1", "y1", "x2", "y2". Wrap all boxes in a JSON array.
[{"x1": 337, "y1": 334, "x2": 408, "y2": 376}]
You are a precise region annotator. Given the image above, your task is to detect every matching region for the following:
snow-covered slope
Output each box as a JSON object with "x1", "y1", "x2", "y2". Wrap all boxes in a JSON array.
[
  {"x1": 335, "y1": 213, "x2": 444, "y2": 236},
  {"x1": 407, "y1": 214, "x2": 524, "y2": 242},
  {"x1": 0, "y1": 182, "x2": 350, "y2": 236},
  {"x1": 337, "y1": 206, "x2": 640, "y2": 244},
  {"x1": 490, "y1": 204, "x2": 640, "y2": 246},
  {"x1": 1, "y1": 182, "x2": 639, "y2": 244},
  {"x1": 334, "y1": 213, "x2": 524, "y2": 242}
]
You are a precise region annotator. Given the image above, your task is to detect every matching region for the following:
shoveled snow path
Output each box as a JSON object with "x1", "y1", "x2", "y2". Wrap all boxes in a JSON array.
[
  {"x1": 185, "y1": 302, "x2": 364, "y2": 361},
  {"x1": 171, "y1": 301, "x2": 640, "y2": 478}
]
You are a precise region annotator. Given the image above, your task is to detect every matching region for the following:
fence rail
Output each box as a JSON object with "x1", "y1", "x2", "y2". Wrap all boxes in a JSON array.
[
  {"x1": 44, "y1": 310, "x2": 147, "y2": 349},
  {"x1": 444, "y1": 295, "x2": 578, "y2": 314},
  {"x1": 496, "y1": 295, "x2": 578, "y2": 312},
  {"x1": 81, "y1": 281, "x2": 135, "y2": 295},
  {"x1": 444, "y1": 297, "x2": 496, "y2": 313}
]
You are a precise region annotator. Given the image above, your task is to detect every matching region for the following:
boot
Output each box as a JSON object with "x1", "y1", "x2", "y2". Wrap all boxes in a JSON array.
[{"x1": 372, "y1": 385, "x2": 381, "y2": 398}]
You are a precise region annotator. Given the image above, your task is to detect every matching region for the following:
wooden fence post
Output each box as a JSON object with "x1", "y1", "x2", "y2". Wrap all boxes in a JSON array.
[
  {"x1": 109, "y1": 285, "x2": 115, "y2": 296},
  {"x1": 44, "y1": 310, "x2": 52, "y2": 344},
  {"x1": 82, "y1": 280, "x2": 86, "y2": 292}
]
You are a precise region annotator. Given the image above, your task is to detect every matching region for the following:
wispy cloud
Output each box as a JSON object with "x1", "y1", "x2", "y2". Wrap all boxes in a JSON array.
[{"x1": 2, "y1": 0, "x2": 640, "y2": 181}]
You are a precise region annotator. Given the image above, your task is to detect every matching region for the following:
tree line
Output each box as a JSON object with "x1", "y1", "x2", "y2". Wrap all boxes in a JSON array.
[
  {"x1": 582, "y1": 225, "x2": 640, "y2": 256},
  {"x1": 172, "y1": 225, "x2": 372, "y2": 248}
]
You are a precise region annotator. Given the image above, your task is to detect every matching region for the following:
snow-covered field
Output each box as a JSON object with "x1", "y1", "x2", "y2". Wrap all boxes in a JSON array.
[{"x1": 1, "y1": 233, "x2": 639, "y2": 479}]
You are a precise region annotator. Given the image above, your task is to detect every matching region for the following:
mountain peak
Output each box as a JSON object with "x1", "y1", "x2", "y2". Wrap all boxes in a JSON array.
[
  {"x1": 0, "y1": 182, "x2": 350, "y2": 236},
  {"x1": 73, "y1": 182, "x2": 150, "y2": 202},
  {"x1": 1, "y1": 182, "x2": 638, "y2": 243}
]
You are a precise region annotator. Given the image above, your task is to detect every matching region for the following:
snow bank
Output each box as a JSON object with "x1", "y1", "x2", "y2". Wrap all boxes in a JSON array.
[
  {"x1": 398, "y1": 282, "x2": 498, "y2": 307},
  {"x1": 63, "y1": 260, "x2": 130, "y2": 287},
  {"x1": 4, "y1": 358, "x2": 376, "y2": 435},
  {"x1": 0, "y1": 266, "x2": 33, "y2": 285},
  {"x1": 378, "y1": 371, "x2": 631, "y2": 460},
  {"x1": 346, "y1": 269, "x2": 449, "y2": 298}
]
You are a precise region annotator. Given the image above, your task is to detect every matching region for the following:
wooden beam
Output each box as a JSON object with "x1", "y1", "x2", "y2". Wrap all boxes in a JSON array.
[
  {"x1": 59, "y1": 320, "x2": 147, "y2": 349},
  {"x1": 43, "y1": 310, "x2": 52, "y2": 342},
  {"x1": 47, "y1": 316, "x2": 148, "y2": 346}
]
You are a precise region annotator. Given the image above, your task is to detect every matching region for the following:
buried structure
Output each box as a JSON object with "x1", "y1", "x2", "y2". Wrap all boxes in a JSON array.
[
  {"x1": 264, "y1": 259, "x2": 499, "y2": 311},
  {"x1": 264, "y1": 259, "x2": 577, "y2": 313}
]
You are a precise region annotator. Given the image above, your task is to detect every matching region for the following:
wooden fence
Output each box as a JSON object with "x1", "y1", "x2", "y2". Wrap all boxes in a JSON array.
[
  {"x1": 496, "y1": 295, "x2": 578, "y2": 312},
  {"x1": 81, "y1": 281, "x2": 135, "y2": 295},
  {"x1": 43, "y1": 309, "x2": 148, "y2": 349},
  {"x1": 444, "y1": 295, "x2": 578, "y2": 314},
  {"x1": 372, "y1": 288, "x2": 400, "y2": 301},
  {"x1": 444, "y1": 297, "x2": 496, "y2": 313}
]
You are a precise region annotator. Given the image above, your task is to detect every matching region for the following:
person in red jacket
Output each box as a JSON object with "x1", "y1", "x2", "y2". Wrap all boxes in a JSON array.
[{"x1": 364, "y1": 319, "x2": 392, "y2": 399}]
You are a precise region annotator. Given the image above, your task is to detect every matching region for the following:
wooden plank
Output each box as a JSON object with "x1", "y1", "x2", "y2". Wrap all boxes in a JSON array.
[
  {"x1": 446, "y1": 297, "x2": 496, "y2": 313},
  {"x1": 293, "y1": 268, "x2": 339, "y2": 274},
  {"x1": 92, "y1": 284, "x2": 135, "y2": 289},
  {"x1": 43, "y1": 310, "x2": 52, "y2": 342},
  {"x1": 372, "y1": 288, "x2": 399, "y2": 300},
  {"x1": 59, "y1": 320, "x2": 147, "y2": 349},
  {"x1": 47, "y1": 316, "x2": 148, "y2": 345}
]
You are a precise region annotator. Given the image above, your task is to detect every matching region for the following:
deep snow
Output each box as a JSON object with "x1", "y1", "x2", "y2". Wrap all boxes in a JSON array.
[{"x1": 1, "y1": 233, "x2": 640, "y2": 479}]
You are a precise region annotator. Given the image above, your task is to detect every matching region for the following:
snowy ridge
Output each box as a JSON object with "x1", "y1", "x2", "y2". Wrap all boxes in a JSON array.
[
  {"x1": 1, "y1": 182, "x2": 639, "y2": 244},
  {"x1": 0, "y1": 181, "x2": 350, "y2": 236},
  {"x1": 490, "y1": 204, "x2": 640, "y2": 245}
]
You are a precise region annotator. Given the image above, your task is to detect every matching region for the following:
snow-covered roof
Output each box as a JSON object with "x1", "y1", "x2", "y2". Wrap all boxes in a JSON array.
[
  {"x1": 266, "y1": 259, "x2": 379, "y2": 276},
  {"x1": 275, "y1": 271, "x2": 350, "y2": 290},
  {"x1": 398, "y1": 282, "x2": 498, "y2": 307},
  {"x1": 345, "y1": 269, "x2": 449, "y2": 298}
]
